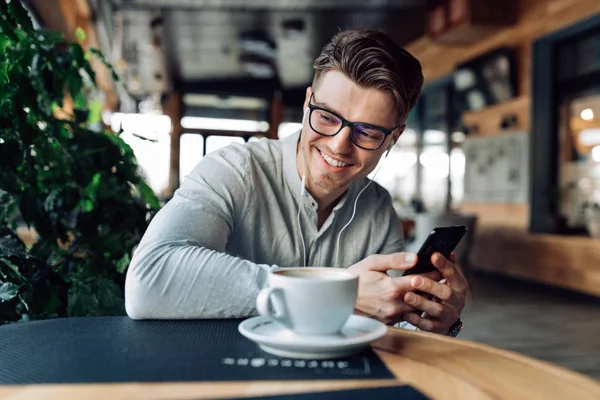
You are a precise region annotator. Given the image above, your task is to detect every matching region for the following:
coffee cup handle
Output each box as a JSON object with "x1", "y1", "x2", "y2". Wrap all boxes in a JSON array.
[{"x1": 256, "y1": 287, "x2": 293, "y2": 329}]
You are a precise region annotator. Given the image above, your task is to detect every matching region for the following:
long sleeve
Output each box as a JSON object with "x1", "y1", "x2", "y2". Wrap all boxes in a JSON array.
[
  {"x1": 375, "y1": 187, "x2": 405, "y2": 255},
  {"x1": 125, "y1": 146, "x2": 273, "y2": 319}
]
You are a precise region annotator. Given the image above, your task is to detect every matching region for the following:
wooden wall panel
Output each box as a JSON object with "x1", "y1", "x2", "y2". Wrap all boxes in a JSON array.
[
  {"x1": 459, "y1": 202, "x2": 529, "y2": 230},
  {"x1": 470, "y1": 226, "x2": 600, "y2": 297}
]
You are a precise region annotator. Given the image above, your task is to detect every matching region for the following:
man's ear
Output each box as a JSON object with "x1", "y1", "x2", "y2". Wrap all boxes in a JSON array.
[
  {"x1": 303, "y1": 86, "x2": 313, "y2": 111},
  {"x1": 392, "y1": 124, "x2": 406, "y2": 144}
]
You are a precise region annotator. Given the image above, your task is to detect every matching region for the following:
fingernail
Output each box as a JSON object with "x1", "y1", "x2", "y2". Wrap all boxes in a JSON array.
[
  {"x1": 413, "y1": 277, "x2": 423, "y2": 288},
  {"x1": 406, "y1": 293, "x2": 416, "y2": 303},
  {"x1": 404, "y1": 253, "x2": 416, "y2": 264}
]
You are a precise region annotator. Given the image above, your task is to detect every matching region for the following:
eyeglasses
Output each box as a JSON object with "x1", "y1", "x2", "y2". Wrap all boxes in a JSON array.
[{"x1": 306, "y1": 94, "x2": 399, "y2": 151}]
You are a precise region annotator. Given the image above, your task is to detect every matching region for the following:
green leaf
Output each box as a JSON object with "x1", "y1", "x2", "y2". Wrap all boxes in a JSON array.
[
  {"x1": 89, "y1": 48, "x2": 119, "y2": 82},
  {"x1": 73, "y1": 91, "x2": 88, "y2": 109},
  {"x1": 131, "y1": 133, "x2": 157, "y2": 143},
  {"x1": 82, "y1": 62, "x2": 96, "y2": 87},
  {"x1": 79, "y1": 199, "x2": 94, "y2": 212},
  {"x1": 0, "y1": 59, "x2": 9, "y2": 83},
  {"x1": 66, "y1": 73, "x2": 83, "y2": 102},
  {"x1": 0, "y1": 258, "x2": 26, "y2": 283},
  {"x1": 68, "y1": 274, "x2": 124, "y2": 317},
  {"x1": 43, "y1": 287, "x2": 62, "y2": 315},
  {"x1": 87, "y1": 99, "x2": 102, "y2": 124},
  {"x1": 75, "y1": 27, "x2": 87, "y2": 42},
  {"x1": 116, "y1": 253, "x2": 130, "y2": 274},
  {"x1": 8, "y1": 0, "x2": 33, "y2": 32},
  {"x1": 70, "y1": 43, "x2": 85, "y2": 67},
  {"x1": 138, "y1": 182, "x2": 160, "y2": 210},
  {"x1": 0, "y1": 282, "x2": 19, "y2": 302},
  {"x1": 18, "y1": 192, "x2": 39, "y2": 228}
]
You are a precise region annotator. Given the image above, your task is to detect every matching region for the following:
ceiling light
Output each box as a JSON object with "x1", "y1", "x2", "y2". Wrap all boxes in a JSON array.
[
  {"x1": 579, "y1": 129, "x2": 600, "y2": 146},
  {"x1": 581, "y1": 109, "x2": 594, "y2": 120},
  {"x1": 592, "y1": 145, "x2": 600, "y2": 163}
]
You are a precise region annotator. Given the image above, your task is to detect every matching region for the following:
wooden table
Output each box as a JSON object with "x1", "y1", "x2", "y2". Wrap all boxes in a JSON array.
[{"x1": 1, "y1": 326, "x2": 599, "y2": 400}]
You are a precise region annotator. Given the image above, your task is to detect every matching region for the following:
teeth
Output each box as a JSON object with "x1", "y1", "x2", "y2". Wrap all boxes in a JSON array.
[{"x1": 320, "y1": 150, "x2": 349, "y2": 168}]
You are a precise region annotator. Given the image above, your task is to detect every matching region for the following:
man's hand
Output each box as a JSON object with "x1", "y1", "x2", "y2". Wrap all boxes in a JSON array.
[
  {"x1": 348, "y1": 253, "x2": 442, "y2": 325},
  {"x1": 400, "y1": 252, "x2": 468, "y2": 334}
]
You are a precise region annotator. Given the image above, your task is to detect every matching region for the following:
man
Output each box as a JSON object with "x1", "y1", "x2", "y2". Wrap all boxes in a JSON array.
[{"x1": 125, "y1": 28, "x2": 468, "y2": 336}]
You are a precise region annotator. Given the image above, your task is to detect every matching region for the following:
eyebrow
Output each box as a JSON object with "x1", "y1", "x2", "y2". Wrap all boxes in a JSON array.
[{"x1": 312, "y1": 98, "x2": 344, "y2": 118}]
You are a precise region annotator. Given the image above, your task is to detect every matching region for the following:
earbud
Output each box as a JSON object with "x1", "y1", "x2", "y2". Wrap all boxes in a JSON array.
[{"x1": 302, "y1": 107, "x2": 309, "y2": 124}]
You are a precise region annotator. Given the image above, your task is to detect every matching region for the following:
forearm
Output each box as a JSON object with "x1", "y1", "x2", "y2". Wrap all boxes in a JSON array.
[{"x1": 125, "y1": 236, "x2": 273, "y2": 319}]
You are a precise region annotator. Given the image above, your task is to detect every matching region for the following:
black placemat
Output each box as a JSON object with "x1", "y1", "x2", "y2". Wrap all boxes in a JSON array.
[
  {"x1": 233, "y1": 385, "x2": 431, "y2": 400},
  {"x1": 0, "y1": 316, "x2": 394, "y2": 384}
]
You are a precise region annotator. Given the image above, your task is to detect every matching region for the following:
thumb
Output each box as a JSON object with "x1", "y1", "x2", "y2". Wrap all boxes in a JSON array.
[{"x1": 365, "y1": 252, "x2": 417, "y2": 272}]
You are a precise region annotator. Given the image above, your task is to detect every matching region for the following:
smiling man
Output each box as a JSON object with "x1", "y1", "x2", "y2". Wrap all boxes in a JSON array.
[{"x1": 125, "y1": 29, "x2": 468, "y2": 336}]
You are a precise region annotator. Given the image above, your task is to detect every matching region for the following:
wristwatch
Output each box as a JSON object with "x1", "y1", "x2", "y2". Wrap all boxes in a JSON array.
[{"x1": 447, "y1": 319, "x2": 464, "y2": 337}]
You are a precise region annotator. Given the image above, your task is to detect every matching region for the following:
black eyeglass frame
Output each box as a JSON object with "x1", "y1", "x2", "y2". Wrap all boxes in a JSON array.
[{"x1": 306, "y1": 94, "x2": 401, "y2": 151}]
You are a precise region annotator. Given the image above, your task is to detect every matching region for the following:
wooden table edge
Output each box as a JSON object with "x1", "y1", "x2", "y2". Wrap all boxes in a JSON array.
[
  {"x1": 375, "y1": 326, "x2": 600, "y2": 397},
  {"x1": 382, "y1": 327, "x2": 600, "y2": 382}
]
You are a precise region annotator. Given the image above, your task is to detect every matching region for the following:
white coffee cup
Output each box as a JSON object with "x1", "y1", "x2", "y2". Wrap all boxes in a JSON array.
[{"x1": 256, "y1": 267, "x2": 359, "y2": 336}]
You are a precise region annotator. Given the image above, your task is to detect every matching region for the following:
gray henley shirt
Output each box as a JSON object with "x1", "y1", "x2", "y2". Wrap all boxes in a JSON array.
[{"x1": 125, "y1": 130, "x2": 404, "y2": 319}]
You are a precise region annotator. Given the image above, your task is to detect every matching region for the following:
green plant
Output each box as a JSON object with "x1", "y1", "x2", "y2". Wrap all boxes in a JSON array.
[{"x1": 0, "y1": 1, "x2": 160, "y2": 324}]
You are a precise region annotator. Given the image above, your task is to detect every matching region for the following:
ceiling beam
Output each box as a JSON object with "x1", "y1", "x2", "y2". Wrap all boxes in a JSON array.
[
  {"x1": 182, "y1": 128, "x2": 265, "y2": 138},
  {"x1": 161, "y1": 11, "x2": 182, "y2": 85},
  {"x1": 174, "y1": 77, "x2": 280, "y2": 98}
]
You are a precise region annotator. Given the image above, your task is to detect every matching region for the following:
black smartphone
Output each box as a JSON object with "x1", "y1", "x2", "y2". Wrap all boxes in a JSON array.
[{"x1": 403, "y1": 225, "x2": 468, "y2": 276}]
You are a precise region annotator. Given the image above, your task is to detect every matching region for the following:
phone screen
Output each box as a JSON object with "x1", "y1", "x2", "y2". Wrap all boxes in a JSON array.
[{"x1": 403, "y1": 225, "x2": 467, "y2": 276}]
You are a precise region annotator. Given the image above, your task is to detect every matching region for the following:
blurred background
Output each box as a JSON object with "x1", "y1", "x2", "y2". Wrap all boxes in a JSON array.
[{"x1": 6, "y1": 0, "x2": 600, "y2": 382}]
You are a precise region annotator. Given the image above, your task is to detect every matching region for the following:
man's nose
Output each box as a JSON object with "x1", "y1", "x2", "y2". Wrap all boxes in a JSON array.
[{"x1": 329, "y1": 126, "x2": 353, "y2": 155}]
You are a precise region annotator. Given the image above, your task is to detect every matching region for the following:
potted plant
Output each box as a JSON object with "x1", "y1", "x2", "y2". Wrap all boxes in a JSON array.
[{"x1": 0, "y1": 1, "x2": 160, "y2": 324}]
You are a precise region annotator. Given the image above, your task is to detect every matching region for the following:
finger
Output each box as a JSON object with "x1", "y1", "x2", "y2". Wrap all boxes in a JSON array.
[
  {"x1": 449, "y1": 252, "x2": 457, "y2": 263},
  {"x1": 431, "y1": 252, "x2": 463, "y2": 287},
  {"x1": 401, "y1": 312, "x2": 444, "y2": 334},
  {"x1": 448, "y1": 252, "x2": 468, "y2": 277},
  {"x1": 409, "y1": 276, "x2": 454, "y2": 301},
  {"x1": 403, "y1": 292, "x2": 447, "y2": 319},
  {"x1": 366, "y1": 252, "x2": 417, "y2": 272},
  {"x1": 419, "y1": 270, "x2": 443, "y2": 282},
  {"x1": 391, "y1": 269, "x2": 441, "y2": 289}
]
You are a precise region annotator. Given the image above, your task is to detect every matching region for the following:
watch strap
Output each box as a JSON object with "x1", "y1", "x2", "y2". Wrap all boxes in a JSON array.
[{"x1": 447, "y1": 319, "x2": 464, "y2": 337}]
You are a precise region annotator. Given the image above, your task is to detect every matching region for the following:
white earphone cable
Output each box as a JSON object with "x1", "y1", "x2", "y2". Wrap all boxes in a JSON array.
[
  {"x1": 297, "y1": 108, "x2": 309, "y2": 267},
  {"x1": 297, "y1": 168, "x2": 307, "y2": 267},
  {"x1": 333, "y1": 141, "x2": 393, "y2": 267}
]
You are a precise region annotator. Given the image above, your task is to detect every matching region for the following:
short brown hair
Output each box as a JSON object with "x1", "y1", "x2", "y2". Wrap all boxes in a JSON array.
[{"x1": 312, "y1": 29, "x2": 423, "y2": 123}]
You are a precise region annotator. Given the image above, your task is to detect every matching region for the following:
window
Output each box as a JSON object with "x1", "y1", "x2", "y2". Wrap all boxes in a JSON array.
[
  {"x1": 205, "y1": 135, "x2": 245, "y2": 155},
  {"x1": 372, "y1": 128, "x2": 418, "y2": 214},
  {"x1": 179, "y1": 134, "x2": 205, "y2": 184},
  {"x1": 110, "y1": 113, "x2": 171, "y2": 195}
]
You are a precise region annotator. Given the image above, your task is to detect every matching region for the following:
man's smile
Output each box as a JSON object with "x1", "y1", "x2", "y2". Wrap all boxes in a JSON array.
[{"x1": 316, "y1": 147, "x2": 354, "y2": 170}]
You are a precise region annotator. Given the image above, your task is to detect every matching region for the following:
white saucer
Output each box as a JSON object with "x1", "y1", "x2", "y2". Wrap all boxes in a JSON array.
[{"x1": 238, "y1": 315, "x2": 387, "y2": 359}]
